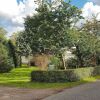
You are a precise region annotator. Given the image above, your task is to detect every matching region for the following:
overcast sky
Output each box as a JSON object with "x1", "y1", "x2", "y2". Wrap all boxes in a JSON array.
[{"x1": 0, "y1": 0, "x2": 100, "y2": 36}]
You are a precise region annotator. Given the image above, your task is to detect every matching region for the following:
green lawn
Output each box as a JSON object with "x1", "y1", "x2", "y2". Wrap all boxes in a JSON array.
[{"x1": 0, "y1": 67, "x2": 98, "y2": 89}]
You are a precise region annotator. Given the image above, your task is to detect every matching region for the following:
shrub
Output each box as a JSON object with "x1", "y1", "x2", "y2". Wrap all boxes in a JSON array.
[
  {"x1": 31, "y1": 67, "x2": 97, "y2": 82},
  {"x1": 92, "y1": 67, "x2": 100, "y2": 76},
  {"x1": 50, "y1": 56, "x2": 60, "y2": 69},
  {"x1": 73, "y1": 67, "x2": 94, "y2": 80},
  {"x1": 0, "y1": 58, "x2": 13, "y2": 73},
  {"x1": 8, "y1": 40, "x2": 19, "y2": 68},
  {"x1": 0, "y1": 43, "x2": 13, "y2": 73},
  {"x1": 67, "y1": 58, "x2": 78, "y2": 69}
]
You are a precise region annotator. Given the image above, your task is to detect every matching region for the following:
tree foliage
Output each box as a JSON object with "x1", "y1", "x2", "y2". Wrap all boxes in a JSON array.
[
  {"x1": 17, "y1": 0, "x2": 82, "y2": 56},
  {"x1": 68, "y1": 28, "x2": 99, "y2": 67},
  {"x1": 8, "y1": 40, "x2": 19, "y2": 67},
  {"x1": 0, "y1": 27, "x2": 13, "y2": 72},
  {"x1": 81, "y1": 16, "x2": 100, "y2": 66}
]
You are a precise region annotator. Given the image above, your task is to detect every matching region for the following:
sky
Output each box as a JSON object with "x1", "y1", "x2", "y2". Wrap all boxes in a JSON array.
[
  {"x1": 0, "y1": 0, "x2": 100, "y2": 36},
  {"x1": 71, "y1": 0, "x2": 88, "y2": 8}
]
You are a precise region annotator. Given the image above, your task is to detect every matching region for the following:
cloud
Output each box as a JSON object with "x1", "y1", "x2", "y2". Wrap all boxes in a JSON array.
[
  {"x1": 0, "y1": 0, "x2": 38, "y2": 36},
  {"x1": 75, "y1": 2, "x2": 100, "y2": 28},
  {"x1": 89, "y1": 0, "x2": 100, "y2": 5},
  {"x1": 1, "y1": 0, "x2": 100, "y2": 37},
  {"x1": 82, "y1": 2, "x2": 100, "y2": 20}
]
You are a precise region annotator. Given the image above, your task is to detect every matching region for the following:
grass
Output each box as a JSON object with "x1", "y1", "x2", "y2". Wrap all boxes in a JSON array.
[
  {"x1": 0, "y1": 67, "x2": 98, "y2": 89},
  {"x1": 94, "y1": 76, "x2": 100, "y2": 80}
]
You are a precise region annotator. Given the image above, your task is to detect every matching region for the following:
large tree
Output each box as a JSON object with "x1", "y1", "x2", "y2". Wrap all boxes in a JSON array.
[
  {"x1": 17, "y1": 0, "x2": 82, "y2": 57},
  {"x1": 68, "y1": 28, "x2": 99, "y2": 67},
  {"x1": 81, "y1": 16, "x2": 100, "y2": 65}
]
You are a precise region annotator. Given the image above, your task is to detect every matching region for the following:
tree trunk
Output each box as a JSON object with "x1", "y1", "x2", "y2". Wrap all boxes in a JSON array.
[
  {"x1": 61, "y1": 54, "x2": 66, "y2": 70},
  {"x1": 28, "y1": 55, "x2": 31, "y2": 67},
  {"x1": 76, "y1": 45, "x2": 84, "y2": 67},
  {"x1": 19, "y1": 55, "x2": 22, "y2": 67}
]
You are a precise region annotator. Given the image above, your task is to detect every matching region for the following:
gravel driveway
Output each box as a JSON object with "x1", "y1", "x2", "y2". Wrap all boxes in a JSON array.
[
  {"x1": 0, "y1": 87, "x2": 60, "y2": 100},
  {"x1": 43, "y1": 81, "x2": 100, "y2": 100}
]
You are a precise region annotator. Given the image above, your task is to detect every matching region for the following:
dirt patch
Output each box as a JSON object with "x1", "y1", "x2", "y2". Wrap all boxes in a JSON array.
[{"x1": 0, "y1": 86, "x2": 63, "y2": 100}]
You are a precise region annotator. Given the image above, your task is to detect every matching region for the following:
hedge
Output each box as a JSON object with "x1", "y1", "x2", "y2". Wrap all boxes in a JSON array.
[{"x1": 31, "y1": 67, "x2": 100, "y2": 82}]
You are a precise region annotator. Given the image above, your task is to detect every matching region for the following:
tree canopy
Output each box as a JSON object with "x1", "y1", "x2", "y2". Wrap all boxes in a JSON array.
[
  {"x1": 17, "y1": 0, "x2": 82, "y2": 56},
  {"x1": 0, "y1": 27, "x2": 13, "y2": 72},
  {"x1": 68, "y1": 29, "x2": 99, "y2": 67}
]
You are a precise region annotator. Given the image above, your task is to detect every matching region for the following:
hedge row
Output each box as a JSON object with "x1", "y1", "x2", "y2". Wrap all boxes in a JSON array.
[{"x1": 31, "y1": 67, "x2": 100, "y2": 82}]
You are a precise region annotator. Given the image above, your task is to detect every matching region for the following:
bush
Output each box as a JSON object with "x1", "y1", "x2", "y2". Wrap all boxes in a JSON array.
[
  {"x1": 92, "y1": 67, "x2": 100, "y2": 76},
  {"x1": 48, "y1": 56, "x2": 61, "y2": 70},
  {"x1": 31, "y1": 67, "x2": 99, "y2": 82},
  {"x1": 0, "y1": 43, "x2": 13, "y2": 73},
  {"x1": 0, "y1": 58, "x2": 13, "y2": 73},
  {"x1": 67, "y1": 58, "x2": 78, "y2": 69},
  {"x1": 8, "y1": 40, "x2": 19, "y2": 68}
]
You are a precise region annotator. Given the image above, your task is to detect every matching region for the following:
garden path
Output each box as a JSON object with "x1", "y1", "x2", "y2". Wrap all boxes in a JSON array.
[{"x1": 0, "y1": 87, "x2": 60, "y2": 100}]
